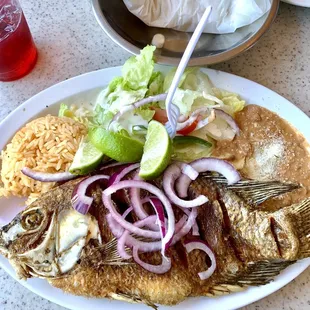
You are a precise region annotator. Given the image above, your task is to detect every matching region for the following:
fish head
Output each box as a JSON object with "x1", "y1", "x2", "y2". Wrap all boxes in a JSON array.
[
  {"x1": 0, "y1": 205, "x2": 49, "y2": 256},
  {"x1": 0, "y1": 183, "x2": 101, "y2": 279}
]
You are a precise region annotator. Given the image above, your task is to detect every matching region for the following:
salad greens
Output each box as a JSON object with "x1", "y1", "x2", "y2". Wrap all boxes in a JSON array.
[
  {"x1": 58, "y1": 46, "x2": 246, "y2": 170},
  {"x1": 93, "y1": 45, "x2": 162, "y2": 137},
  {"x1": 58, "y1": 103, "x2": 92, "y2": 125},
  {"x1": 162, "y1": 67, "x2": 245, "y2": 116},
  {"x1": 58, "y1": 103, "x2": 73, "y2": 118}
]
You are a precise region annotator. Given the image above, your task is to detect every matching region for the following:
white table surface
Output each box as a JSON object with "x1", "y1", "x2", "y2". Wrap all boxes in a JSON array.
[{"x1": 0, "y1": 1, "x2": 310, "y2": 309}]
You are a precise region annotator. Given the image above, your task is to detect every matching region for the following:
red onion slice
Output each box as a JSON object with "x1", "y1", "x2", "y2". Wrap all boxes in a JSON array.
[
  {"x1": 100, "y1": 161, "x2": 127, "y2": 170},
  {"x1": 132, "y1": 207, "x2": 187, "y2": 235},
  {"x1": 111, "y1": 93, "x2": 168, "y2": 124},
  {"x1": 184, "y1": 240, "x2": 216, "y2": 280},
  {"x1": 119, "y1": 212, "x2": 195, "y2": 255},
  {"x1": 118, "y1": 212, "x2": 194, "y2": 255},
  {"x1": 176, "y1": 115, "x2": 198, "y2": 131},
  {"x1": 176, "y1": 106, "x2": 216, "y2": 131},
  {"x1": 108, "y1": 163, "x2": 140, "y2": 185},
  {"x1": 117, "y1": 215, "x2": 162, "y2": 259},
  {"x1": 181, "y1": 207, "x2": 199, "y2": 236},
  {"x1": 175, "y1": 177, "x2": 189, "y2": 199},
  {"x1": 130, "y1": 172, "x2": 149, "y2": 220},
  {"x1": 180, "y1": 163, "x2": 199, "y2": 180},
  {"x1": 214, "y1": 109, "x2": 240, "y2": 135},
  {"x1": 176, "y1": 158, "x2": 241, "y2": 198},
  {"x1": 120, "y1": 234, "x2": 161, "y2": 254},
  {"x1": 71, "y1": 175, "x2": 109, "y2": 215},
  {"x1": 178, "y1": 115, "x2": 188, "y2": 122},
  {"x1": 140, "y1": 196, "x2": 153, "y2": 205},
  {"x1": 173, "y1": 207, "x2": 198, "y2": 241},
  {"x1": 163, "y1": 164, "x2": 208, "y2": 208},
  {"x1": 193, "y1": 158, "x2": 239, "y2": 187},
  {"x1": 107, "y1": 206, "x2": 134, "y2": 240},
  {"x1": 106, "y1": 213, "x2": 124, "y2": 239},
  {"x1": 175, "y1": 215, "x2": 188, "y2": 232},
  {"x1": 103, "y1": 180, "x2": 175, "y2": 255},
  {"x1": 21, "y1": 167, "x2": 75, "y2": 182},
  {"x1": 191, "y1": 224, "x2": 200, "y2": 236},
  {"x1": 130, "y1": 193, "x2": 163, "y2": 232},
  {"x1": 133, "y1": 247, "x2": 171, "y2": 274},
  {"x1": 117, "y1": 232, "x2": 133, "y2": 260},
  {"x1": 191, "y1": 106, "x2": 214, "y2": 116},
  {"x1": 122, "y1": 206, "x2": 133, "y2": 219},
  {"x1": 118, "y1": 216, "x2": 157, "y2": 256},
  {"x1": 149, "y1": 197, "x2": 166, "y2": 239},
  {"x1": 195, "y1": 109, "x2": 216, "y2": 130}
]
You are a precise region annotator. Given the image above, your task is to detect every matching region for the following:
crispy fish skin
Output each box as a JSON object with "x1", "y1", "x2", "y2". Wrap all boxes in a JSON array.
[
  {"x1": 1, "y1": 175, "x2": 310, "y2": 307},
  {"x1": 50, "y1": 253, "x2": 196, "y2": 305},
  {"x1": 190, "y1": 178, "x2": 303, "y2": 260},
  {"x1": 222, "y1": 189, "x2": 300, "y2": 261}
]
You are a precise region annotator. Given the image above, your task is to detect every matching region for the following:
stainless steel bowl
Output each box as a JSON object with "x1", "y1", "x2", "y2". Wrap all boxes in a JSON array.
[{"x1": 92, "y1": 0, "x2": 279, "y2": 66}]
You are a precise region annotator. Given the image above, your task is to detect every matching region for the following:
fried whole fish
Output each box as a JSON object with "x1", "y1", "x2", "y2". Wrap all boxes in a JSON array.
[{"x1": 0, "y1": 174, "x2": 310, "y2": 308}]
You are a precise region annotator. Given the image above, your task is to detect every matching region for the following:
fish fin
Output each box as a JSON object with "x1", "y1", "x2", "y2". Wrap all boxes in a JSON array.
[
  {"x1": 109, "y1": 292, "x2": 158, "y2": 309},
  {"x1": 100, "y1": 237, "x2": 133, "y2": 265},
  {"x1": 213, "y1": 260, "x2": 295, "y2": 291},
  {"x1": 286, "y1": 198, "x2": 310, "y2": 258},
  {"x1": 203, "y1": 173, "x2": 300, "y2": 205},
  {"x1": 82, "y1": 238, "x2": 132, "y2": 266},
  {"x1": 205, "y1": 284, "x2": 245, "y2": 297}
]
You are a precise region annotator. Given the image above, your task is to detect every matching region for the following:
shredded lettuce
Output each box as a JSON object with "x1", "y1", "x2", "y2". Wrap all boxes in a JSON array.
[
  {"x1": 212, "y1": 88, "x2": 245, "y2": 115},
  {"x1": 62, "y1": 45, "x2": 246, "y2": 163},
  {"x1": 58, "y1": 103, "x2": 92, "y2": 125},
  {"x1": 95, "y1": 46, "x2": 157, "y2": 111},
  {"x1": 147, "y1": 71, "x2": 164, "y2": 96},
  {"x1": 58, "y1": 103, "x2": 73, "y2": 118},
  {"x1": 190, "y1": 118, "x2": 235, "y2": 142},
  {"x1": 137, "y1": 107, "x2": 155, "y2": 121},
  {"x1": 110, "y1": 111, "x2": 149, "y2": 136},
  {"x1": 107, "y1": 88, "x2": 148, "y2": 114},
  {"x1": 164, "y1": 68, "x2": 214, "y2": 93},
  {"x1": 164, "y1": 88, "x2": 202, "y2": 115},
  {"x1": 122, "y1": 45, "x2": 156, "y2": 90},
  {"x1": 163, "y1": 67, "x2": 245, "y2": 117},
  {"x1": 93, "y1": 107, "x2": 114, "y2": 127},
  {"x1": 93, "y1": 46, "x2": 162, "y2": 137},
  {"x1": 162, "y1": 68, "x2": 217, "y2": 115}
]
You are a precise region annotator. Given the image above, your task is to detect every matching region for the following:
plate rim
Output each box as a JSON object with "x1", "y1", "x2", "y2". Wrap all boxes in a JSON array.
[
  {"x1": 281, "y1": 0, "x2": 310, "y2": 7},
  {"x1": 0, "y1": 65, "x2": 310, "y2": 310}
]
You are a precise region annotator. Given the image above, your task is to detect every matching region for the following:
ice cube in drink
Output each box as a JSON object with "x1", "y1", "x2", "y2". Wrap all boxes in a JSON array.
[{"x1": 0, "y1": 0, "x2": 37, "y2": 81}]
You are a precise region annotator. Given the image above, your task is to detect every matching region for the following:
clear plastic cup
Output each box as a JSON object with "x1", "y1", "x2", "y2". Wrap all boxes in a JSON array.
[{"x1": 0, "y1": 0, "x2": 37, "y2": 81}]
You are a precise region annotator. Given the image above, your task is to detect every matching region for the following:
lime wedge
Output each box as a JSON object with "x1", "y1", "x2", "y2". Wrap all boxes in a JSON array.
[
  {"x1": 69, "y1": 140, "x2": 104, "y2": 175},
  {"x1": 139, "y1": 120, "x2": 172, "y2": 180},
  {"x1": 89, "y1": 127, "x2": 144, "y2": 162}
]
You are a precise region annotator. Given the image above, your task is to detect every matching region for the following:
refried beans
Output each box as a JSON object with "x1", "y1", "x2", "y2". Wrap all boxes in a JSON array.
[{"x1": 212, "y1": 104, "x2": 310, "y2": 211}]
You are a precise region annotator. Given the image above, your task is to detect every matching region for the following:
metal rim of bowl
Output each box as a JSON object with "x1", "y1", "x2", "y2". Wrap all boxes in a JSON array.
[{"x1": 91, "y1": 0, "x2": 280, "y2": 66}]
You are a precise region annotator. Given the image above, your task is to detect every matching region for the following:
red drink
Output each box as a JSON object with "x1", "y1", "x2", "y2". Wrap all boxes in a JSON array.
[{"x1": 0, "y1": 0, "x2": 37, "y2": 81}]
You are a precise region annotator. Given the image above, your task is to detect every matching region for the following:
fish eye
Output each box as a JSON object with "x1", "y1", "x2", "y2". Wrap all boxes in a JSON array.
[{"x1": 21, "y1": 209, "x2": 44, "y2": 231}]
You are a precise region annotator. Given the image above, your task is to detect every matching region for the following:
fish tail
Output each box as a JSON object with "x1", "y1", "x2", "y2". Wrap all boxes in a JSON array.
[
  {"x1": 203, "y1": 173, "x2": 300, "y2": 205},
  {"x1": 287, "y1": 198, "x2": 310, "y2": 258}
]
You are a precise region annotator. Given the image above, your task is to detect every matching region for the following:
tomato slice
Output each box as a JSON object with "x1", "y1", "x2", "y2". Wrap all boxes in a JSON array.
[
  {"x1": 151, "y1": 108, "x2": 168, "y2": 124},
  {"x1": 177, "y1": 117, "x2": 199, "y2": 135}
]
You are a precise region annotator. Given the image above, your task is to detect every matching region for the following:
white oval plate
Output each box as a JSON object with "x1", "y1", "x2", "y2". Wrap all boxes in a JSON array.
[
  {"x1": 0, "y1": 66, "x2": 310, "y2": 310},
  {"x1": 281, "y1": 0, "x2": 310, "y2": 7}
]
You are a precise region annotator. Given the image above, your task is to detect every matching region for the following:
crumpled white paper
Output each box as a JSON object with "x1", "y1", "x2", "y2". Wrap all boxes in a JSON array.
[{"x1": 123, "y1": 0, "x2": 271, "y2": 34}]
